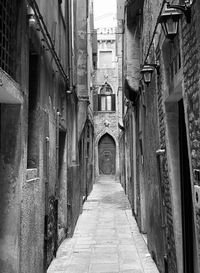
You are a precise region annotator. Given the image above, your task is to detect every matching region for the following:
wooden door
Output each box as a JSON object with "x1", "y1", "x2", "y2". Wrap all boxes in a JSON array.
[{"x1": 98, "y1": 134, "x2": 116, "y2": 175}]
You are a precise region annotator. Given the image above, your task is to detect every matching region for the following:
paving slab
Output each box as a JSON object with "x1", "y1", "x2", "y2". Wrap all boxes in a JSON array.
[{"x1": 47, "y1": 176, "x2": 159, "y2": 273}]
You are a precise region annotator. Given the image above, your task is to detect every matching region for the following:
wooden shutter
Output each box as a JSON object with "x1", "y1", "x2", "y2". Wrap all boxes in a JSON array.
[
  {"x1": 98, "y1": 94, "x2": 101, "y2": 111},
  {"x1": 111, "y1": 94, "x2": 116, "y2": 111}
]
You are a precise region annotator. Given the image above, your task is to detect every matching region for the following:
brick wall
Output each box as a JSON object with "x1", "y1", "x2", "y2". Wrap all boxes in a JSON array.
[
  {"x1": 156, "y1": 65, "x2": 178, "y2": 273},
  {"x1": 182, "y1": 1, "x2": 200, "y2": 266},
  {"x1": 123, "y1": 0, "x2": 200, "y2": 272}
]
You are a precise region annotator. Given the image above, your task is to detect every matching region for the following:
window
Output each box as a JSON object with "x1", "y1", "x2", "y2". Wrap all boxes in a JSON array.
[
  {"x1": 0, "y1": 0, "x2": 17, "y2": 78},
  {"x1": 97, "y1": 82, "x2": 116, "y2": 111},
  {"x1": 100, "y1": 95, "x2": 112, "y2": 111},
  {"x1": 93, "y1": 53, "x2": 97, "y2": 69}
]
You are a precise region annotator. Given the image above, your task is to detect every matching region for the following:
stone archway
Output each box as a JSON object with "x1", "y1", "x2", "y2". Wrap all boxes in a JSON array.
[
  {"x1": 95, "y1": 128, "x2": 119, "y2": 177},
  {"x1": 98, "y1": 133, "x2": 116, "y2": 175}
]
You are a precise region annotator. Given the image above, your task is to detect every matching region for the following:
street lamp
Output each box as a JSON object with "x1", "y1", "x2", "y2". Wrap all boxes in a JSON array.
[
  {"x1": 27, "y1": 5, "x2": 36, "y2": 27},
  {"x1": 159, "y1": 8, "x2": 181, "y2": 40},
  {"x1": 159, "y1": 0, "x2": 194, "y2": 40},
  {"x1": 140, "y1": 64, "x2": 160, "y2": 85}
]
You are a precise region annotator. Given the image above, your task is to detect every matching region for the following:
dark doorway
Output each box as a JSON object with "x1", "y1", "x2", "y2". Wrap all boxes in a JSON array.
[
  {"x1": 98, "y1": 133, "x2": 116, "y2": 175},
  {"x1": 58, "y1": 131, "x2": 66, "y2": 189},
  {"x1": 27, "y1": 52, "x2": 40, "y2": 168},
  {"x1": 179, "y1": 99, "x2": 194, "y2": 273}
]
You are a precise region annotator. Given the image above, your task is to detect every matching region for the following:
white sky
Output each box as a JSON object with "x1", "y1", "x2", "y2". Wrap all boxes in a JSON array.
[{"x1": 93, "y1": 0, "x2": 117, "y2": 28}]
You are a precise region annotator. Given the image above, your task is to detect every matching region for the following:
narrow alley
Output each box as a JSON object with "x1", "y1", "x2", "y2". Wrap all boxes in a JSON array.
[
  {"x1": 48, "y1": 176, "x2": 159, "y2": 273},
  {"x1": 1, "y1": 0, "x2": 200, "y2": 272}
]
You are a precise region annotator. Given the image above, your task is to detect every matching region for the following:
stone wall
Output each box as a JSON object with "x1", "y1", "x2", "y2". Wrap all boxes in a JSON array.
[
  {"x1": 140, "y1": 1, "x2": 179, "y2": 271},
  {"x1": 141, "y1": 1, "x2": 200, "y2": 272},
  {"x1": 0, "y1": 104, "x2": 23, "y2": 273},
  {"x1": 156, "y1": 60, "x2": 178, "y2": 273},
  {"x1": 121, "y1": 1, "x2": 178, "y2": 273}
]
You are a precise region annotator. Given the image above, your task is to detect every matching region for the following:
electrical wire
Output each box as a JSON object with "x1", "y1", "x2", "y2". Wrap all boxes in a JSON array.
[
  {"x1": 144, "y1": 0, "x2": 167, "y2": 63},
  {"x1": 27, "y1": 0, "x2": 69, "y2": 85}
]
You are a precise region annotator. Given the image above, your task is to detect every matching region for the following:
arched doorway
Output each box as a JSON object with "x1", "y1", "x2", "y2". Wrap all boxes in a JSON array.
[{"x1": 98, "y1": 133, "x2": 116, "y2": 175}]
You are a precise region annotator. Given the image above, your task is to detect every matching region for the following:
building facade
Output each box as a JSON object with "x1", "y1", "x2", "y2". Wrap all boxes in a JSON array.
[
  {"x1": 93, "y1": 27, "x2": 121, "y2": 178},
  {"x1": 0, "y1": 0, "x2": 95, "y2": 272},
  {"x1": 119, "y1": 0, "x2": 200, "y2": 272}
]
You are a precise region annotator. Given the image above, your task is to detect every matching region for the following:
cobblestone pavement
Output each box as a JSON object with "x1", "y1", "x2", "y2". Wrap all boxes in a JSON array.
[{"x1": 48, "y1": 176, "x2": 159, "y2": 273}]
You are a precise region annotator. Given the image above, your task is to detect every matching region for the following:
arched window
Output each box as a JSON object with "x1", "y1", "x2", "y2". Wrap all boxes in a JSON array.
[{"x1": 97, "y1": 82, "x2": 116, "y2": 111}]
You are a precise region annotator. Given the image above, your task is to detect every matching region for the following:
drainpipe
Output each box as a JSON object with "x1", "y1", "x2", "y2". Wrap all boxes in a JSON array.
[
  {"x1": 27, "y1": 0, "x2": 80, "y2": 100},
  {"x1": 27, "y1": 0, "x2": 68, "y2": 82},
  {"x1": 55, "y1": 111, "x2": 61, "y2": 199}
]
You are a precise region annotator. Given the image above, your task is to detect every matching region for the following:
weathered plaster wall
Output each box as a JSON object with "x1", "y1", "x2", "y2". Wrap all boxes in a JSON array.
[
  {"x1": 0, "y1": 1, "x2": 71, "y2": 272},
  {"x1": 79, "y1": 121, "x2": 94, "y2": 201},
  {"x1": 0, "y1": 1, "x2": 28, "y2": 272},
  {"x1": 67, "y1": 165, "x2": 80, "y2": 236},
  {"x1": 0, "y1": 1, "x2": 94, "y2": 272},
  {"x1": 0, "y1": 105, "x2": 22, "y2": 273},
  {"x1": 124, "y1": 24, "x2": 140, "y2": 90},
  {"x1": 76, "y1": 0, "x2": 88, "y2": 97},
  {"x1": 20, "y1": 169, "x2": 43, "y2": 273}
]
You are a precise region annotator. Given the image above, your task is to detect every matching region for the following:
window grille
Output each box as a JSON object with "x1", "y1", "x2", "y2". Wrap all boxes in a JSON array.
[{"x1": 0, "y1": 0, "x2": 17, "y2": 78}]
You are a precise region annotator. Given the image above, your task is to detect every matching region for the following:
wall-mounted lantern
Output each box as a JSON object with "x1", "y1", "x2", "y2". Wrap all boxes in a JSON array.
[
  {"x1": 158, "y1": 8, "x2": 181, "y2": 40},
  {"x1": 159, "y1": 0, "x2": 194, "y2": 40},
  {"x1": 66, "y1": 89, "x2": 72, "y2": 94},
  {"x1": 27, "y1": 5, "x2": 36, "y2": 27},
  {"x1": 140, "y1": 64, "x2": 160, "y2": 85}
]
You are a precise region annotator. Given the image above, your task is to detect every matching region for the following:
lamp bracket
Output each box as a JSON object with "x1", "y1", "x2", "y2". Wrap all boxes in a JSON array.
[
  {"x1": 144, "y1": 63, "x2": 160, "y2": 75},
  {"x1": 166, "y1": 1, "x2": 192, "y2": 23}
]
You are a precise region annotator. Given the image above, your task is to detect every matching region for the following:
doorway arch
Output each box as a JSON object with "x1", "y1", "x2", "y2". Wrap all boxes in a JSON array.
[{"x1": 98, "y1": 133, "x2": 116, "y2": 175}]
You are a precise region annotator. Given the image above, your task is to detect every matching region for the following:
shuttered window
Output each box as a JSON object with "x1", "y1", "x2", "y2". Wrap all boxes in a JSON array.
[
  {"x1": 93, "y1": 82, "x2": 115, "y2": 112},
  {"x1": 95, "y1": 94, "x2": 115, "y2": 112}
]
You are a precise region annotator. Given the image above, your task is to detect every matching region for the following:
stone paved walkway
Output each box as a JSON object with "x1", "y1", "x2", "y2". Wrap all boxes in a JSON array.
[{"x1": 48, "y1": 176, "x2": 159, "y2": 273}]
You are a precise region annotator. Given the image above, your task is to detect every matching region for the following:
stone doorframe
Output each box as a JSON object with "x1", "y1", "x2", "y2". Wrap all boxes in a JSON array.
[{"x1": 95, "y1": 128, "x2": 119, "y2": 178}]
